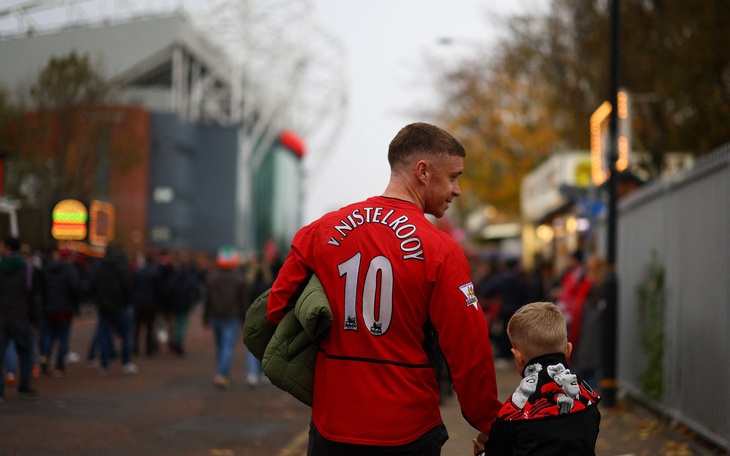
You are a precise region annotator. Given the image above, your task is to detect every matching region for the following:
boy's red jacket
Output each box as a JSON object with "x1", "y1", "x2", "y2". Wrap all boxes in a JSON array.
[{"x1": 267, "y1": 196, "x2": 502, "y2": 446}]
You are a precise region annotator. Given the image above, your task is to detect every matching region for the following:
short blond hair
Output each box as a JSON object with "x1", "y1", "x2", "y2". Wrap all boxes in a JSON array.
[{"x1": 507, "y1": 302, "x2": 567, "y2": 361}]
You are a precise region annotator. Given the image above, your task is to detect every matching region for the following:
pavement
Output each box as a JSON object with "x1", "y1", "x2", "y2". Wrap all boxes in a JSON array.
[
  {"x1": 277, "y1": 356, "x2": 726, "y2": 456},
  {"x1": 437, "y1": 365, "x2": 726, "y2": 456},
  {"x1": 1, "y1": 305, "x2": 726, "y2": 456}
]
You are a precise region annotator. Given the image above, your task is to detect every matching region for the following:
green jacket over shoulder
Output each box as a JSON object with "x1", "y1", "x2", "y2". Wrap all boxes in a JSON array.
[{"x1": 242, "y1": 274, "x2": 331, "y2": 406}]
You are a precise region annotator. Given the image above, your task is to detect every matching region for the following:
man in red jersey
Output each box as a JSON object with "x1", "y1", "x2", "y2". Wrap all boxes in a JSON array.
[{"x1": 267, "y1": 122, "x2": 502, "y2": 455}]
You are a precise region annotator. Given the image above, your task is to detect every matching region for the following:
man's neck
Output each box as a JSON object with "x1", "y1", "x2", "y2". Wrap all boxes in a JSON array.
[{"x1": 382, "y1": 182, "x2": 423, "y2": 211}]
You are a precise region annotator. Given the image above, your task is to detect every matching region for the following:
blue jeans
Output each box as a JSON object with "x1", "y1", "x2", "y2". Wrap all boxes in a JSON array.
[
  {"x1": 4, "y1": 338, "x2": 17, "y2": 375},
  {"x1": 86, "y1": 321, "x2": 116, "y2": 362},
  {"x1": 211, "y1": 318, "x2": 240, "y2": 377},
  {"x1": 99, "y1": 307, "x2": 133, "y2": 369},
  {"x1": 247, "y1": 350, "x2": 263, "y2": 378},
  {"x1": 40, "y1": 319, "x2": 72, "y2": 370}
]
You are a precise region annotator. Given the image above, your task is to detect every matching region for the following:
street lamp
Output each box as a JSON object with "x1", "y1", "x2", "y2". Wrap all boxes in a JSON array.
[{"x1": 601, "y1": 0, "x2": 621, "y2": 408}]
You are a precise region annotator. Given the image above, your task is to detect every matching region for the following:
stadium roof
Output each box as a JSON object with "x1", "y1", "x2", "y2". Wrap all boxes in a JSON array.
[{"x1": 0, "y1": 13, "x2": 237, "y2": 124}]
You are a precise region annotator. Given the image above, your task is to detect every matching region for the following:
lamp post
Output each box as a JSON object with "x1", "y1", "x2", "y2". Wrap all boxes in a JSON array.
[{"x1": 601, "y1": 0, "x2": 621, "y2": 408}]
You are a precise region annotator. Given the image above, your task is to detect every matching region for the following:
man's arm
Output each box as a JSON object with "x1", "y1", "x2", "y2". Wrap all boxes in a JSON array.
[
  {"x1": 266, "y1": 226, "x2": 315, "y2": 325},
  {"x1": 429, "y1": 243, "x2": 502, "y2": 434}
]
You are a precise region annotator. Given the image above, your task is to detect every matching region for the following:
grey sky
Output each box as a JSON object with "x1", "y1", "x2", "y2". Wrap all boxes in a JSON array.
[{"x1": 304, "y1": 0, "x2": 545, "y2": 222}]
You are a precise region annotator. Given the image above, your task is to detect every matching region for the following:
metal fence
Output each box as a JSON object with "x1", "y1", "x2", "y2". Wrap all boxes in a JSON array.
[{"x1": 611, "y1": 143, "x2": 730, "y2": 450}]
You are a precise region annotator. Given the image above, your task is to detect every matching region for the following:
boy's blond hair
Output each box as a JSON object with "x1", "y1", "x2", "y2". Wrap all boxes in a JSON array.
[{"x1": 507, "y1": 302, "x2": 568, "y2": 361}]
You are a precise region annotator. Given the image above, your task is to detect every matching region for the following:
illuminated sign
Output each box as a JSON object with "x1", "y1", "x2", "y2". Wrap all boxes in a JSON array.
[
  {"x1": 89, "y1": 200, "x2": 115, "y2": 246},
  {"x1": 57, "y1": 240, "x2": 106, "y2": 258},
  {"x1": 51, "y1": 199, "x2": 88, "y2": 240},
  {"x1": 590, "y1": 90, "x2": 631, "y2": 186}
]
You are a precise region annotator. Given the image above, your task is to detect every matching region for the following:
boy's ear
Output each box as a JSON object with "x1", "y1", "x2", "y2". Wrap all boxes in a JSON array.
[
  {"x1": 511, "y1": 347, "x2": 526, "y2": 372},
  {"x1": 565, "y1": 342, "x2": 573, "y2": 359}
]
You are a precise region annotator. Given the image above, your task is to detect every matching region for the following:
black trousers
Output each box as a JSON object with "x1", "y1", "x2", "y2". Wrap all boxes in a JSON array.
[
  {"x1": 307, "y1": 421, "x2": 449, "y2": 456},
  {"x1": 0, "y1": 319, "x2": 34, "y2": 395}
]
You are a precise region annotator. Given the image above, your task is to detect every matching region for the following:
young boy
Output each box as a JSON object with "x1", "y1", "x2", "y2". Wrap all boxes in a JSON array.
[{"x1": 477, "y1": 301, "x2": 601, "y2": 455}]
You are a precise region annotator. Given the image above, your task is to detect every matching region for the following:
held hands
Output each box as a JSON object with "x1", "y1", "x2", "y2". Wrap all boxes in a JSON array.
[{"x1": 473, "y1": 432, "x2": 487, "y2": 455}]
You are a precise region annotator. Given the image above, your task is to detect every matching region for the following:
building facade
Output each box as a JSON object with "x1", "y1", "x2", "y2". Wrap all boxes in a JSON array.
[{"x1": 0, "y1": 12, "x2": 304, "y2": 257}]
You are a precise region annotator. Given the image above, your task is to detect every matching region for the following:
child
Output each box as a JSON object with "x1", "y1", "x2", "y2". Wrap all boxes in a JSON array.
[{"x1": 478, "y1": 301, "x2": 601, "y2": 455}]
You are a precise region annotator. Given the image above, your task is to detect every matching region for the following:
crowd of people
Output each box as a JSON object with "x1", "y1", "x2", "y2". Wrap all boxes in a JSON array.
[
  {"x1": 0, "y1": 235, "x2": 282, "y2": 403},
  {"x1": 472, "y1": 249, "x2": 607, "y2": 387},
  {"x1": 2, "y1": 122, "x2": 608, "y2": 453}
]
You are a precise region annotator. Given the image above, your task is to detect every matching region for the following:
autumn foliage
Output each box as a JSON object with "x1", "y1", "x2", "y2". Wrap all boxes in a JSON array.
[{"x1": 431, "y1": 0, "x2": 730, "y2": 219}]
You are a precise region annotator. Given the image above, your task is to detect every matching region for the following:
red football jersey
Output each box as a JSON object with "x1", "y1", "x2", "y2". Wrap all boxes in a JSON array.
[{"x1": 267, "y1": 196, "x2": 502, "y2": 445}]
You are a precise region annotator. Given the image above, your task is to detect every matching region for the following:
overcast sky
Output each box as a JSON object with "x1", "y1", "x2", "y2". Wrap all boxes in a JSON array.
[
  {"x1": 0, "y1": 0, "x2": 546, "y2": 225},
  {"x1": 303, "y1": 0, "x2": 546, "y2": 223}
]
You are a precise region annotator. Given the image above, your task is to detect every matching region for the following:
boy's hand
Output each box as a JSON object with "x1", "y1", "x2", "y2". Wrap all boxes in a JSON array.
[{"x1": 473, "y1": 432, "x2": 487, "y2": 455}]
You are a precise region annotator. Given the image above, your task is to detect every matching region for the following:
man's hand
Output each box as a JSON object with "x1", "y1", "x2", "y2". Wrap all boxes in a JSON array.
[{"x1": 473, "y1": 432, "x2": 487, "y2": 455}]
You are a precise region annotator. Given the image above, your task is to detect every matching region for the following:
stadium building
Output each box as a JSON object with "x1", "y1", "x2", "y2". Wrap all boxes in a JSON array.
[{"x1": 0, "y1": 1, "x2": 344, "y2": 257}]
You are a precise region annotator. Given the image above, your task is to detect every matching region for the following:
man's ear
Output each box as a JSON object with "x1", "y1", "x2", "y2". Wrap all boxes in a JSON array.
[{"x1": 416, "y1": 160, "x2": 429, "y2": 182}]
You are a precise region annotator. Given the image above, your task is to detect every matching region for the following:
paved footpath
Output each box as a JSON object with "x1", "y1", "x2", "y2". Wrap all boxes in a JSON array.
[
  {"x1": 0, "y1": 306, "x2": 312, "y2": 456},
  {"x1": 437, "y1": 366, "x2": 726, "y2": 456},
  {"x1": 279, "y1": 366, "x2": 725, "y2": 456},
  {"x1": 1, "y1": 306, "x2": 726, "y2": 456}
]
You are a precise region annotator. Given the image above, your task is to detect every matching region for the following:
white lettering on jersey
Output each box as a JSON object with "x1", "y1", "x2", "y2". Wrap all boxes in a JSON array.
[
  {"x1": 330, "y1": 207, "x2": 424, "y2": 261},
  {"x1": 459, "y1": 282, "x2": 479, "y2": 310}
]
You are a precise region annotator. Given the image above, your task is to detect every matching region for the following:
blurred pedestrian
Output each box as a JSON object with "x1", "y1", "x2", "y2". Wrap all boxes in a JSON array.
[
  {"x1": 38, "y1": 248, "x2": 82, "y2": 377},
  {"x1": 569, "y1": 254, "x2": 607, "y2": 389},
  {"x1": 89, "y1": 243, "x2": 137, "y2": 375},
  {"x1": 527, "y1": 255, "x2": 553, "y2": 303},
  {"x1": 264, "y1": 123, "x2": 502, "y2": 454},
  {"x1": 162, "y1": 251, "x2": 201, "y2": 357},
  {"x1": 4, "y1": 338, "x2": 17, "y2": 386},
  {"x1": 244, "y1": 252, "x2": 275, "y2": 386},
  {"x1": 204, "y1": 247, "x2": 248, "y2": 389},
  {"x1": 479, "y1": 257, "x2": 530, "y2": 368},
  {"x1": 555, "y1": 250, "x2": 586, "y2": 332},
  {"x1": 0, "y1": 236, "x2": 41, "y2": 402},
  {"x1": 21, "y1": 243, "x2": 42, "y2": 379},
  {"x1": 131, "y1": 252, "x2": 160, "y2": 357},
  {"x1": 474, "y1": 256, "x2": 501, "y2": 339}
]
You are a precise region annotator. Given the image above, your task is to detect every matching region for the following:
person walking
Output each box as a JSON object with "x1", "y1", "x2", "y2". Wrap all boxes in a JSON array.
[
  {"x1": 478, "y1": 257, "x2": 531, "y2": 369},
  {"x1": 243, "y1": 252, "x2": 275, "y2": 386},
  {"x1": 203, "y1": 247, "x2": 248, "y2": 390},
  {"x1": 4, "y1": 338, "x2": 17, "y2": 386},
  {"x1": 0, "y1": 237, "x2": 41, "y2": 402},
  {"x1": 569, "y1": 254, "x2": 608, "y2": 389},
  {"x1": 131, "y1": 252, "x2": 161, "y2": 357},
  {"x1": 264, "y1": 123, "x2": 502, "y2": 454},
  {"x1": 555, "y1": 250, "x2": 586, "y2": 333},
  {"x1": 38, "y1": 248, "x2": 82, "y2": 377},
  {"x1": 89, "y1": 243, "x2": 137, "y2": 375},
  {"x1": 162, "y1": 251, "x2": 201, "y2": 357}
]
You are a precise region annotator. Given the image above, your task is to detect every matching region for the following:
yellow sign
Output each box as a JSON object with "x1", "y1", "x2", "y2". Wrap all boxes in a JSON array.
[
  {"x1": 51, "y1": 199, "x2": 88, "y2": 240},
  {"x1": 590, "y1": 90, "x2": 631, "y2": 186}
]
